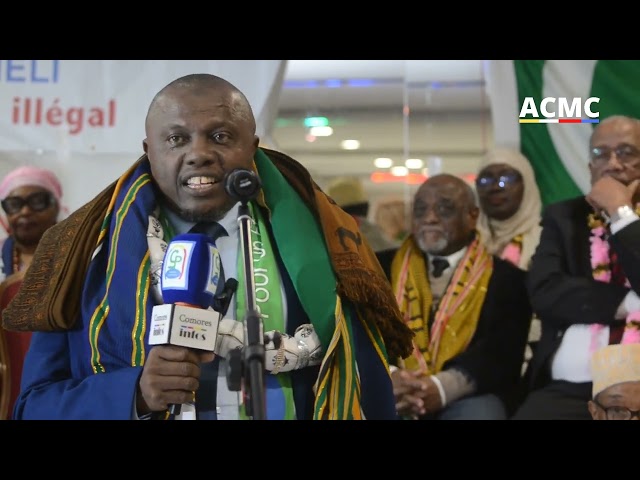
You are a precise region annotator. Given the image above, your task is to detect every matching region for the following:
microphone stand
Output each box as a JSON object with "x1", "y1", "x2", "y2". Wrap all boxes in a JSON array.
[{"x1": 233, "y1": 199, "x2": 266, "y2": 420}]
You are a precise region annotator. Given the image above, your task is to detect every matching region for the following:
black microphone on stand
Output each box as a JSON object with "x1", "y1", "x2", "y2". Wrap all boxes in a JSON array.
[
  {"x1": 224, "y1": 168, "x2": 261, "y2": 202},
  {"x1": 223, "y1": 168, "x2": 266, "y2": 420}
]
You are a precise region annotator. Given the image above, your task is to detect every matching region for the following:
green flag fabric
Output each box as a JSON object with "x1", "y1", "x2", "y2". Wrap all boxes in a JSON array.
[{"x1": 486, "y1": 60, "x2": 640, "y2": 207}]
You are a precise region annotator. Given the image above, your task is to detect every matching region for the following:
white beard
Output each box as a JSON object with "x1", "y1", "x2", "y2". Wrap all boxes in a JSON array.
[{"x1": 416, "y1": 233, "x2": 448, "y2": 254}]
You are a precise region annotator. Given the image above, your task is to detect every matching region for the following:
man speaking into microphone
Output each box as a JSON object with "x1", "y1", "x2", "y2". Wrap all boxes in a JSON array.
[{"x1": 5, "y1": 73, "x2": 413, "y2": 420}]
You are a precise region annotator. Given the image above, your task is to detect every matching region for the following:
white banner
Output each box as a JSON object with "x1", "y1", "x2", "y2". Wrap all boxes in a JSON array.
[
  {"x1": 0, "y1": 60, "x2": 286, "y2": 153},
  {"x1": 0, "y1": 60, "x2": 287, "y2": 234}
]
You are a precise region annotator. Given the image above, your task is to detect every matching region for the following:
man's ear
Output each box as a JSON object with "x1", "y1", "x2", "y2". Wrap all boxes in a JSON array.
[{"x1": 587, "y1": 400, "x2": 599, "y2": 420}]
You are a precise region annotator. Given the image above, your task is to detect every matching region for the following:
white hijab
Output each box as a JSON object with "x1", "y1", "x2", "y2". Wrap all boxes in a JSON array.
[{"x1": 476, "y1": 147, "x2": 543, "y2": 271}]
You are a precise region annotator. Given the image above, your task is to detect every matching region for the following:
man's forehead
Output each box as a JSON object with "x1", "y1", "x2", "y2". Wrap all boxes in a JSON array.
[
  {"x1": 480, "y1": 163, "x2": 517, "y2": 174},
  {"x1": 418, "y1": 182, "x2": 462, "y2": 200},
  {"x1": 593, "y1": 120, "x2": 640, "y2": 142}
]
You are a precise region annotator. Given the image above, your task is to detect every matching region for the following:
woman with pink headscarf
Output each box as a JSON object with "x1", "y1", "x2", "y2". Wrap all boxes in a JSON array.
[{"x1": 0, "y1": 165, "x2": 63, "y2": 420}]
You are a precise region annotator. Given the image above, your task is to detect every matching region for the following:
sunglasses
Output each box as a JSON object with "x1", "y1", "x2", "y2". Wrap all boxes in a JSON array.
[
  {"x1": 1, "y1": 191, "x2": 55, "y2": 215},
  {"x1": 475, "y1": 172, "x2": 522, "y2": 190}
]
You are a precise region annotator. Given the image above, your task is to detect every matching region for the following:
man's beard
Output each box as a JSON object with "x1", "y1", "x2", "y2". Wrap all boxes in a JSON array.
[
  {"x1": 177, "y1": 206, "x2": 227, "y2": 223},
  {"x1": 161, "y1": 194, "x2": 234, "y2": 224},
  {"x1": 416, "y1": 233, "x2": 448, "y2": 255}
]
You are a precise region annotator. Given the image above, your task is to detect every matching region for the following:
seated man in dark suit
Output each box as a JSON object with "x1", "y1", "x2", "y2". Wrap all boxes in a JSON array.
[
  {"x1": 377, "y1": 173, "x2": 532, "y2": 420},
  {"x1": 513, "y1": 115, "x2": 640, "y2": 420}
]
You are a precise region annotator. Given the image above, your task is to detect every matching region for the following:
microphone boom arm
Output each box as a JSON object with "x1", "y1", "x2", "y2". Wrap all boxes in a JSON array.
[
  {"x1": 223, "y1": 168, "x2": 266, "y2": 420},
  {"x1": 236, "y1": 204, "x2": 266, "y2": 420}
]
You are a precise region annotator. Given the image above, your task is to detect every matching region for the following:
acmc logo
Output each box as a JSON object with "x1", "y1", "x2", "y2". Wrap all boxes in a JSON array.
[{"x1": 519, "y1": 96, "x2": 600, "y2": 124}]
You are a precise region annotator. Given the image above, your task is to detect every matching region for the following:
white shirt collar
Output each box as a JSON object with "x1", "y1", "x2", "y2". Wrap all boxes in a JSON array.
[
  {"x1": 217, "y1": 202, "x2": 241, "y2": 238},
  {"x1": 429, "y1": 246, "x2": 467, "y2": 273}
]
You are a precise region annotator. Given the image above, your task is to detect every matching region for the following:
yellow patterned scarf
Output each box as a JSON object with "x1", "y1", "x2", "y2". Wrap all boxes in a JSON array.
[{"x1": 390, "y1": 234, "x2": 493, "y2": 373}]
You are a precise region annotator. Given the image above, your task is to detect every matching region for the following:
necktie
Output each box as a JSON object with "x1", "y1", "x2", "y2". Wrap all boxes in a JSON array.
[
  {"x1": 187, "y1": 222, "x2": 229, "y2": 420},
  {"x1": 431, "y1": 257, "x2": 450, "y2": 278}
]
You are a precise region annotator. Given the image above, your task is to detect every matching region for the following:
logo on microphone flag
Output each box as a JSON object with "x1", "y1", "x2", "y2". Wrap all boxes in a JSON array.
[
  {"x1": 207, "y1": 244, "x2": 221, "y2": 297},
  {"x1": 161, "y1": 240, "x2": 195, "y2": 290}
]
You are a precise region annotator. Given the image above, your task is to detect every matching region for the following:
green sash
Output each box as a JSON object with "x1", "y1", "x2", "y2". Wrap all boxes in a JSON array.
[{"x1": 236, "y1": 203, "x2": 295, "y2": 419}]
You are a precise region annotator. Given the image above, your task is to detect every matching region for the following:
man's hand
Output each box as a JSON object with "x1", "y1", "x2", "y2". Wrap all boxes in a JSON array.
[
  {"x1": 137, "y1": 345, "x2": 215, "y2": 415},
  {"x1": 417, "y1": 375, "x2": 444, "y2": 414},
  {"x1": 587, "y1": 177, "x2": 640, "y2": 215},
  {"x1": 391, "y1": 369, "x2": 445, "y2": 418},
  {"x1": 392, "y1": 369, "x2": 427, "y2": 417}
]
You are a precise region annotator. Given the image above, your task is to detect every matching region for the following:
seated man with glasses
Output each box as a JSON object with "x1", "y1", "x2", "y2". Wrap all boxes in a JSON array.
[
  {"x1": 376, "y1": 174, "x2": 532, "y2": 420},
  {"x1": 589, "y1": 341, "x2": 640, "y2": 421},
  {"x1": 512, "y1": 115, "x2": 640, "y2": 420},
  {"x1": 0, "y1": 165, "x2": 64, "y2": 420}
]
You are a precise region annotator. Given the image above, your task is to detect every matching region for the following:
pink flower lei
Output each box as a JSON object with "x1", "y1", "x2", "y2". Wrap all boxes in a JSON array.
[
  {"x1": 588, "y1": 211, "x2": 640, "y2": 350},
  {"x1": 500, "y1": 234, "x2": 523, "y2": 267}
]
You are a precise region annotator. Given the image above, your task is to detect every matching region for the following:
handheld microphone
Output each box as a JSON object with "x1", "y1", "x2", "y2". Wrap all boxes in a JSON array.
[
  {"x1": 224, "y1": 169, "x2": 261, "y2": 203},
  {"x1": 148, "y1": 233, "x2": 223, "y2": 416}
]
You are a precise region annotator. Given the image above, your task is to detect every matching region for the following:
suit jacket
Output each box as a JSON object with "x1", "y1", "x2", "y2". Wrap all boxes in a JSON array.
[
  {"x1": 377, "y1": 245, "x2": 532, "y2": 410},
  {"x1": 525, "y1": 196, "x2": 640, "y2": 391},
  {"x1": 14, "y1": 212, "x2": 398, "y2": 420}
]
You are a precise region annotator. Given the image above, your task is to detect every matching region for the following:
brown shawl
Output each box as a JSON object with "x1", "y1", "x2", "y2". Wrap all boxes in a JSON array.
[{"x1": 2, "y1": 149, "x2": 413, "y2": 361}]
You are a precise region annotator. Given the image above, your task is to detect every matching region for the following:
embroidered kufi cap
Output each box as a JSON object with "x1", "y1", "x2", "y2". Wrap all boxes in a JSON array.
[{"x1": 591, "y1": 343, "x2": 640, "y2": 397}]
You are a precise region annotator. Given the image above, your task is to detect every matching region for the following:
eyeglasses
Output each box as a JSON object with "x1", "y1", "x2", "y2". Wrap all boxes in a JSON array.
[
  {"x1": 475, "y1": 172, "x2": 522, "y2": 190},
  {"x1": 590, "y1": 144, "x2": 640, "y2": 167},
  {"x1": 593, "y1": 399, "x2": 640, "y2": 420},
  {"x1": 413, "y1": 201, "x2": 458, "y2": 219},
  {"x1": 1, "y1": 191, "x2": 55, "y2": 215}
]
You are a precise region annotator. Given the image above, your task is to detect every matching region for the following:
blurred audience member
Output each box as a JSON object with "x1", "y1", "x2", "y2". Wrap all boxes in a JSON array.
[
  {"x1": 327, "y1": 176, "x2": 396, "y2": 252},
  {"x1": 476, "y1": 147, "x2": 542, "y2": 270},
  {"x1": 513, "y1": 115, "x2": 640, "y2": 420},
  {"x1": 589, "y1": 342, "x2": 640, "y2": 420},
  {"x1": 0, "y1": 165, "x2": 63, "y2": 419},
  {"x1": 376, "y1": 174, "x2": 532, "y2": 419},
  {"x1": 476, "y1": 147, "x2": 543, "y2": 385},
  {"x1": 374, "y1": 197, "x2": 409, "y2": 244}
]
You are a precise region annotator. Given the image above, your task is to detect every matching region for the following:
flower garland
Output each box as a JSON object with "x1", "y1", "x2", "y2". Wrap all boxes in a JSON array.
[
  {"x1": 588, "y1": 211, "x2": 640, "y2": 349},
  {"x1": 500, "y1": 234, "x2": 523, "y2": 267}
]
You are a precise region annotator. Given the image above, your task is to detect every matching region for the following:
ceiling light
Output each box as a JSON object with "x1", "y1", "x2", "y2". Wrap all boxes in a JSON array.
[
  {"x1": 341, "y1": 139, "x2": 360, "y2": 150},
  {"x1": 305, "y1": 134, "x2": 317, "y2": 143},
  {"x1": 374, "y1": 157, "x2": 393, "y2": 169},
  {"x1": 309, "y1": 126, "x2": 333, "y2": 137},
  {"x1": 371, "y1": 172, "x2": 427, "y2": 184},
  {"x1": 405, "y1": 158, "x2": 424, "y2": 169},
  {"x1": 303, "y1": 116, "x2": 329, "y2": 128},
  {"x1": 391, "y1": 166, "x2": 408, "y2": 176}
]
